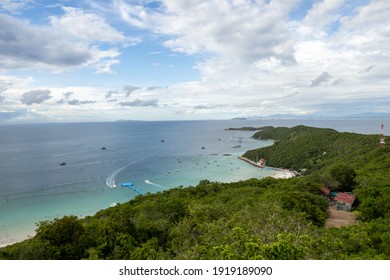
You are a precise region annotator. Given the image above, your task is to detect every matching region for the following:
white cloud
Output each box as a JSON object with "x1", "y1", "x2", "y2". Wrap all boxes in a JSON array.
[
  {"x1": 82, "y1": 0, "x2": 390, "y2": 118},
  {"x1": 49, "y1": 7, "x2": 125, "y2": 43},
  {"x1": 301, "y1": 0, "x2": 345, "y2": 36},
  {"x1": 115, "y1": 0, "x2": 297, "y2": 65},
  {"x1": 0, "y1": 0, "x2": 32, "y2": 13},
  {"x1": 0, "y1": 75, "x2": 34, "y2": 100},
  {"x1": 0, "y1": 7, "x2": 126, "y2": 73},
  {"x1": 2, "y1": 0, "x2": 390, "y2": 121}
]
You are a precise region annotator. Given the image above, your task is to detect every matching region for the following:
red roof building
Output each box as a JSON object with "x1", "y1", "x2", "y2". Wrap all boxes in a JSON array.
[
  {"x1": 321, "y1": 186, "x2": 331, "y2": 195},
  {"x1": 334, "y1": 192, "x2": 356, "y2": 206}
]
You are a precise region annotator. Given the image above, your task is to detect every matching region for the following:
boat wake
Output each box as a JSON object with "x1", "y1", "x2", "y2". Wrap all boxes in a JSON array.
[
  {"x1": 51, "y1": 151, "x2": 88, "y2": 157},
  {"x1": 106, "y1": 168, "x2": 124, "y2": 188},
  {"x1": 145, "y1": 179, "x2": 167, "y2": 190}
]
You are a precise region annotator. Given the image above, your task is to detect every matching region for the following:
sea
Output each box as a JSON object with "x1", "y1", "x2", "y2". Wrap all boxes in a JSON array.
[{"x1": 0, "y1": 118, "x2": 389, "y2": 246}]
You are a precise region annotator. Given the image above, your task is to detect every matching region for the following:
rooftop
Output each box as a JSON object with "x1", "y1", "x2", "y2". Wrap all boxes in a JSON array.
[{"x1": 334, "y1": 192, "x2": 356, "y2": 205}]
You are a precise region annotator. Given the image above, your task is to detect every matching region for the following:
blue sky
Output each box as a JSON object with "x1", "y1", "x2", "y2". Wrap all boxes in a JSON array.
[{"x1": 0, "y1": 0, "x2": 389, "y2": 122}]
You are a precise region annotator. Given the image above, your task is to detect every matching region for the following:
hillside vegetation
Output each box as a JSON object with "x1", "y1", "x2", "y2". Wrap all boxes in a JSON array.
[{"x1": 1, "y1": 125, "x2": 389, "y2": 260}]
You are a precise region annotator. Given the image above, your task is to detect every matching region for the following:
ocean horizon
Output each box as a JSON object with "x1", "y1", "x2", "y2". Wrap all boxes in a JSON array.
[{"x1": 1, "y1": 118, "x2": 389, "y2": 246}]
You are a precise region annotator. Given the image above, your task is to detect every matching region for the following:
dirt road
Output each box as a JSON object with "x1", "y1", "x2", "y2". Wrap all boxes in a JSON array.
[{"x1": 325, "y1": 207, "x2": 356, "y2": 228}]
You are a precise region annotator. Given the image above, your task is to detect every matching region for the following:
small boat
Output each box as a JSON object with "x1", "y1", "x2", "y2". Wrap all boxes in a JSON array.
[
  {"x1": 60, "y1": 162, "x2": 66, "y2": 166},
  {"x1": 101, "y1": 146, "x2": 107, "y2": 150},
  {"x1": 161, "y1": 140, "x2": 165, "y2": 142},
  {"x1": 201, "y1": 146, "x2": 206, "y2": 149}
]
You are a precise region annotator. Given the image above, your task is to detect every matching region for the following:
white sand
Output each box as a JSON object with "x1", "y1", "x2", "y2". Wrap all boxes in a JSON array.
[{"x1": 271, "y1": 170, "x2": 296, "y2": 179}]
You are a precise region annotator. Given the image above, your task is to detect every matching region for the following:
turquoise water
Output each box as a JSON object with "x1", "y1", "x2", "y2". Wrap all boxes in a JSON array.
[{"x1": 0, "y1": 120, "x2": 275, "y2": 245}]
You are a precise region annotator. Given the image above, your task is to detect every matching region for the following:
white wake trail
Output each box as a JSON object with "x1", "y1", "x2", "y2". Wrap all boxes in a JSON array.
[
  {"x1": 145, "y1": 179, "x2": 168, "y2": 190},
  {"x1": 106, "y1": 167, "x2": 124, "y2": 188}
]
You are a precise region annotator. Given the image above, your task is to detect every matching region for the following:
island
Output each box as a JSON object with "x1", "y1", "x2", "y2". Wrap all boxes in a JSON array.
[{"x1": 224, "y1": 126, "x2": 274, "y2": 131}]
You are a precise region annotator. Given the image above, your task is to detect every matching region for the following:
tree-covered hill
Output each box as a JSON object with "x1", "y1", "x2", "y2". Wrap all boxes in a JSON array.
[
  {"x1": 243, "y1": 125, "x2": 380, "y2": 172},
  {"x1": 1, "y1": 125, "x2": 389, "y2": 260}
]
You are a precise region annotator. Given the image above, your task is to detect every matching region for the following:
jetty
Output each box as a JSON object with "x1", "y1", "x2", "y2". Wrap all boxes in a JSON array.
[
  {"x1": 238, "y1": 156, "x2": 265, "y2": 168},
  {"x1": 120, "y1": 182, "x2": 144, "y2": 195}
]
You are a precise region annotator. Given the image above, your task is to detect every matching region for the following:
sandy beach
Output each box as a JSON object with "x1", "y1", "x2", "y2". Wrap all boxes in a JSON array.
[
  {"x1": 271, "y1": 170, "x2": 296, "y2": 179},
  {"x1": 238, "y1": 156, "x2": 296, "y2": 179},
  {"x1": 0, "y1": 229, "x2": 35, "y2": 248}
]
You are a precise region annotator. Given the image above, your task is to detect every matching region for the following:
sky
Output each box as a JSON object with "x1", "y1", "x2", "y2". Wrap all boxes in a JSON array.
[{"x1": 0, "y1": 0, "x2": 389, "y2": 123}]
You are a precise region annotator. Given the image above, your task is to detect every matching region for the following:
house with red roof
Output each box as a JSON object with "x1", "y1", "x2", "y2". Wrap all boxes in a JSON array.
[
  {"x1": 320, "y1": 186, "x2": 356, "y2": 211},
  {"x1": 334, "y1": 192, "x2": 356, "y2": 211}
]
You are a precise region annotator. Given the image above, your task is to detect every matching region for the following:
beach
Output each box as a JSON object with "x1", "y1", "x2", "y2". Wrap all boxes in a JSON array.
[
  {"x1": 238, "y1": 156, "x2": 296, "y2": 179},
  {"x1": 271, "y1": 170, "x2": 296, "y2": 179}
]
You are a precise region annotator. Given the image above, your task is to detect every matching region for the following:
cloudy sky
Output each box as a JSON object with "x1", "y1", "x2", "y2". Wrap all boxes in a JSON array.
[{"x1": 0, "y1": 0, "x2": 389, "y2": 122}]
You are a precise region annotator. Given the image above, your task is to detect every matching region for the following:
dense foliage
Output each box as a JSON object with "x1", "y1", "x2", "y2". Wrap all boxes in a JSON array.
[{"x1": 1, "y1": 125, "x2": 389, "y2": 260}]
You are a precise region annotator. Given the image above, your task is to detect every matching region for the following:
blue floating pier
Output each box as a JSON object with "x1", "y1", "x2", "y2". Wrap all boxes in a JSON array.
[{"x1": 120, "y1": 182, "x2": 144, "y2": 195}]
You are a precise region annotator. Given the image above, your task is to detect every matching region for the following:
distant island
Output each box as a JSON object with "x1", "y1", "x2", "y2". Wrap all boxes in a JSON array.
[
  {"x1": 1, "y1": 125, "x2": 389, "y2": 260},
  {"x1": 231, "y1": 112, "x2": 390, "y2": 120},
  {"x1": 230, "y1": 117, "x2": 248, "y2": 120},
  {"x1": 225, "y1": 126, "x2": 274, "y2": 131}
]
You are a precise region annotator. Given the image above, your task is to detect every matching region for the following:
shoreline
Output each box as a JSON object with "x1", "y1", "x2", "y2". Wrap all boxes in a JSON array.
[
  {"x1": 0, "y1": 155, "x2": 290, "y2": 249},
  {"x1": 0, "y1": 230, "x2": 35, "y2": 248},
  {"x1": 238, "y1": 156, "x2": 296, "y2": 179}
]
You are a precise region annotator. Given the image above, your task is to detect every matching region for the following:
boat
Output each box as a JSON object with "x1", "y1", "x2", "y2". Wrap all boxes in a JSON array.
[
  {"x1": 101, "y1": 146, "x2": 107, "y2": 150},
  {"x1": 59, "y1": 162, "x2": 66, "y2": 166}
]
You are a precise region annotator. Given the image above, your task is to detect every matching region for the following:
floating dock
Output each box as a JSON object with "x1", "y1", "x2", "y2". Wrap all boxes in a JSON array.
[{"x1": 120, "y1": 182, "x2": 144, "y2": 195}]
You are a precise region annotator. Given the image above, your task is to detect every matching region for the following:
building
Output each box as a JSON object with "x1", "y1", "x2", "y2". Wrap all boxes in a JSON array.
[
  {"x1": 258, "y1": 158, "x2": 266, "y2": 166},
  {"x1": 334, "y1": 192, "x2": 356, "y2": 211},
  {"x1": 320, "y1": 187, "x2": 356, "y2": 211}
]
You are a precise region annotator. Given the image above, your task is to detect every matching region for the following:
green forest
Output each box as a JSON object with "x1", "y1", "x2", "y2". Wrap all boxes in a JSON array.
[{"x1": 1, "y1": 125, "x2": 389, "y2": 260}]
